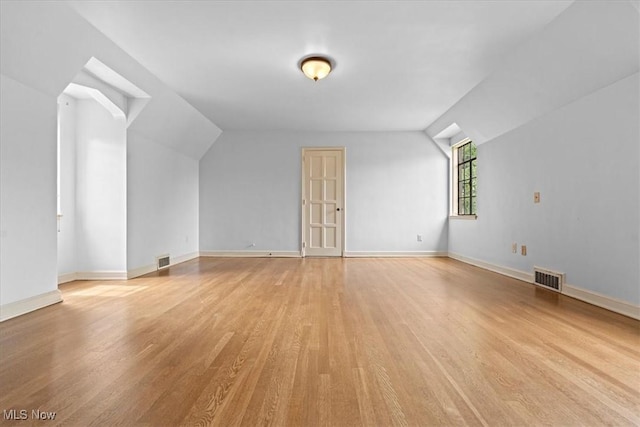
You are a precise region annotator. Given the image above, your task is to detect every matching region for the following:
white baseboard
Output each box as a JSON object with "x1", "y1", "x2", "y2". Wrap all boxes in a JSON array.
[
  {"x1": 173, "y1": 251, "x2": 200, "y2": 265},
  {"x1": 202, "y1": 250, "x2": 446, "y2": 259},
  {"x1": 127, "y1": 251, "x2": 200, "y2": 279},
  {"x1": 59, "y1": 253, "x2": 202, "y2": 282},
  {"x1": 58, "y1": 271, "x2": 128, "y2": 282},
  {"x1": 448, "y1": 252, "x2": 640, "y2": 320},
  {"x1": 447, "y1": 252, "x2": 533, "y2": 283},
  {"x1": 200, "y1": 250, "x2": 301, "y2": 258},
  {"x1": 58, "y1": 272, "x2": 78, "y2": 284},
  {"x1": 127, "y1": 264, "x2": 156, "y2": 280},
  {"x1": 344, "y1": 251, "x2": 448, "y2": 258},
  {"x1": 563, "y1": 284, "x2": 640, "y2": 320},
  {"x1": 75, "y1": 271, "x2": 128, "y2": 281},
  {"x1": 0, "y1": 290, "x2": 63, "y2": 322}
]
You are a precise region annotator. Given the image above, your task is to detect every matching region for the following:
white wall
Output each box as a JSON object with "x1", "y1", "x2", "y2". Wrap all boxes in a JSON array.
[
  {"x1": 127, "y1": 132, "x2": 200, "y2": 272},
  {"x1": 75, "y1": 99, "x2": 127, "y2": 273},
  {"x1": 0, "y1": 1, "x2": 221, "y2": 315},
  {"x1": 57, "y1": 94, "x2": 78, "y2": 277},
  {"x1": 449, "y1": 73, "x2": 639, "y2": 305},
  {"x1": 57, "y1": 96, "x2": 200, "y2": 277},
  {"x1": 428, "y1": 0, "x2": 640, "y2": 310},
  {"x1": 199, "y1": 131, "x2": 448, "y2": 253},
  {"x1": 0, "y1": 75, "x2": 59, "y2": 306}
]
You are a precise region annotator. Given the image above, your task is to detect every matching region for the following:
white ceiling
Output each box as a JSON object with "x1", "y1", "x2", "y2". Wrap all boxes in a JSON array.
[{"x1": 68, "y1": 1, "x2": 572, "y2": 132}]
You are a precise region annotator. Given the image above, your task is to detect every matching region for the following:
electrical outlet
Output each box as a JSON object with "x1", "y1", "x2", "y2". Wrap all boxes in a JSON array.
[
  {"x1": 512, "y1": 243, "x2": 517, "y2": 253},
  {"x1": 417, "y1": 234, "x2": 422, "y2": 242},
  {"x1": 534, "y1": 192, "x2": 540, "y2": 203},
  {"x1": 521, "y1": 245, "x2": 527, "y2": 256}
]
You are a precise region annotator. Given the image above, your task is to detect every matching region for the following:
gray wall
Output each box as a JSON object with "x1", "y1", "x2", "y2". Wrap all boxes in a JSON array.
[
  {"x1": 199, "y1": 131, "x2": 448, "y2": 254},
  {"x1": 57, "y1": 94, "x2": 78, "y2": 277},
  {"x1": 449, "y1": 73, "x2": 639, "y2": 304},
  {"x1": 75, "y1": 99, "x2": 127, "y2": 273},
  {"x1": 0, "y1": 75, "x2": 58, "y2": 305},
  {"x1": 127, "y1": 132, "x2": 200, "y2": 271}
]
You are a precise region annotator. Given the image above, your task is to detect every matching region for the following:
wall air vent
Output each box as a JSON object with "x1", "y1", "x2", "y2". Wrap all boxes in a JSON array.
[
  {"x1": 533, "y1": 266, "x2": 564, "y2": 292},
  {"x1": 157, "y1": 254, "x2": 170, "y2": 270}
]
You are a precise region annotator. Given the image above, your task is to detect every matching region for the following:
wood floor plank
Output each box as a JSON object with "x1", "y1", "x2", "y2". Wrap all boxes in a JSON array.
[{"x1": 0, "y1": 257, "x2": 638, "y2": 426}]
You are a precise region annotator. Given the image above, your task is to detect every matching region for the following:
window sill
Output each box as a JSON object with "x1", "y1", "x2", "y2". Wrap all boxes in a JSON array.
[{"x1": 449, "y1": 215, "x2": 477, "y2": 220}]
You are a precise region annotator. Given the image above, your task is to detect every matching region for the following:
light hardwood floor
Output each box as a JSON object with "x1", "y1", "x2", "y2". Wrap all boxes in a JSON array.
[{"x1": 1, "y1": 257, "x2": 638, "y2": 426}]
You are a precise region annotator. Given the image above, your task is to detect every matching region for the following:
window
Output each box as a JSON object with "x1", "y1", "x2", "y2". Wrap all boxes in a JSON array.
[{"x1": 452, "y1": 140, "x2": 477, "y2": 216}]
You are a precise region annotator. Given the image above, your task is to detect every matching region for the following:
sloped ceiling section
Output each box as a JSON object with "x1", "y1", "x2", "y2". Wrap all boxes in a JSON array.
[
  {"x1": 63, "y1": 83, "x2": 126, "y2": 120},
  {"x1": 426, "y1": 0, "x2": 640, "y2": 146},
  {"x1": 0, "y1": 1, "x2": 221, "y2": 159},
  {"x1": 69, "y1": 69, "x2": 131, "y2": 118},
  {"x1": 66, "y1": 0, "x2": 572, "y2": 132},
  {"x1": 82, "y1": 57, "x2": 151, "y2": 127}
]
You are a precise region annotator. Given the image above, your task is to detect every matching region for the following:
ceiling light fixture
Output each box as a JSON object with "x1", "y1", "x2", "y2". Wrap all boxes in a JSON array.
[{"x1": 300, "y1": 56, "x2": 332, "y2": 81}]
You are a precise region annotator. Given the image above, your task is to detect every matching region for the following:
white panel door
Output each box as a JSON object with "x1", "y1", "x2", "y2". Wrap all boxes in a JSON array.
[{"x1": 303, "y1": 149, "x2": 343, "y2": 257}]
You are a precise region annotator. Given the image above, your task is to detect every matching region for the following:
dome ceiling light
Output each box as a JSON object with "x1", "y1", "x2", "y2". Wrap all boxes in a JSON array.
[{"x1": 300, "y1": 56, "x2": 332, "y2": 81}]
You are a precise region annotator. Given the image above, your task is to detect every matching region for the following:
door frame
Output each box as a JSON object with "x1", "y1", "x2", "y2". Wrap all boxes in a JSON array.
[{"x1": 301, "y1": 147, "x2": 346, "y2": 257}]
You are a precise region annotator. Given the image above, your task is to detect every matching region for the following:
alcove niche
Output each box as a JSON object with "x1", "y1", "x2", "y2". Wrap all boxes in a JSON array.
[{"x1": 57, "y1": 57, "x2": 150, "y2": 282}]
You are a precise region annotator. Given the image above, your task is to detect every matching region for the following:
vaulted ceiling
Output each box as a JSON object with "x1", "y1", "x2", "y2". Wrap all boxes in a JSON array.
[{"x1": 68, "y1": 1, "x2": 572, "y2": 132}]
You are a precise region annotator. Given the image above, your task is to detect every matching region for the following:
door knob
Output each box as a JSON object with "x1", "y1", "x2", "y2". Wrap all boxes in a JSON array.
[{"x1": 337, "y1": 208, "x2": 341, "y2": 211}]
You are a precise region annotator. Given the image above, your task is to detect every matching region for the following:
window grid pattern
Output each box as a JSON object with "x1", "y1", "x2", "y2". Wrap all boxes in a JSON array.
[{"x1": 457, "y1": 141, "x2": 477, "y2": 215}]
